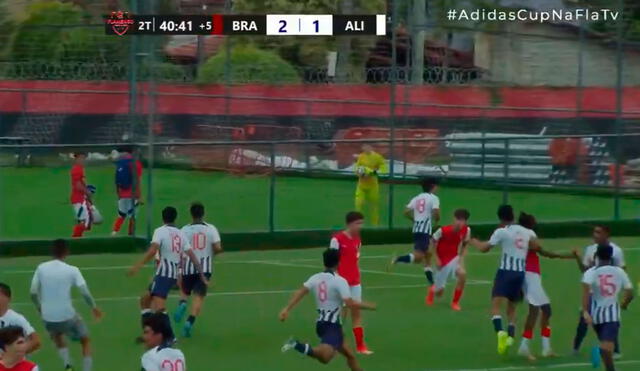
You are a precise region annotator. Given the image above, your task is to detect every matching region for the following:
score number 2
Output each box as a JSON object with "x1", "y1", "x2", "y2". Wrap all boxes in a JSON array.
[{"x1": 278, "y1": 19, "x2": 320, "y2": 33}]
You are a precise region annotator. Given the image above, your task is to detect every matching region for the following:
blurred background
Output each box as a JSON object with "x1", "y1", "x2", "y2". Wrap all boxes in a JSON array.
[{"x1": 1, "y1": 0, "x2": 639, "y2": 240}]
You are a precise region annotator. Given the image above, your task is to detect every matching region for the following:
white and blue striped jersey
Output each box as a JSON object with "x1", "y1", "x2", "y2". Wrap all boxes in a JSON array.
[
  {"x1": 582, "y1": 265, "x2": 632, "y2": 324},
  {"x1": 151, "y1": 225, "x2": 192, "y2": 279},
  {"x1": 181, "y1": 222, "x2": 220, "y2": 275},
  {"x1": 407, "y1": 192, "x2": 440, "y2": 234},
  {"x1": 489, "y1": 224, "x2": 536, "y2": 272},
  {"x1": 583, "y1": 242, "x2": 625, "y2": 268},
  {"x1": 303, "y1": 271, "x2": 351, "y2": 324}
]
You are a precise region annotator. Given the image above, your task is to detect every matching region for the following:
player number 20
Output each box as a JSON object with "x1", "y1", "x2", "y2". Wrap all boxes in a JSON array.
[
  {"x1": 318, "y1": 281, "x2": 328, "y2": 302},
  {"x1": 161, "y1": 359, "x2": 185, "y2": 371}
]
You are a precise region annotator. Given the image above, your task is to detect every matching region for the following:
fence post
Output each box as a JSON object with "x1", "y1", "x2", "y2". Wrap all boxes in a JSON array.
[
  {"x1": 502, "y1": 138, "x2": 510, "y2": 205},
  {"x1": 388, "y1": 0, "x2": 399, "y2": 230},
  {"x1": 269, "y1": 143, "x2": 276, "y2": 233},
  {"x1": 613, "y1": 0, "x2": 624, "y2": 220}
]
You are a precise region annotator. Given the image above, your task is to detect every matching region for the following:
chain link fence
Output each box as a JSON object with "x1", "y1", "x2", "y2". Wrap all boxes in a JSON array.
[{"x1": 1, "y1": 0, "x2": 639, "y2": 240}]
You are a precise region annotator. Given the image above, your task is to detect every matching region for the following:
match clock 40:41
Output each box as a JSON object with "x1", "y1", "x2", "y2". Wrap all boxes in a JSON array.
[{"x1": 158, "y1": 19, "x2": 196, "y2": 34}]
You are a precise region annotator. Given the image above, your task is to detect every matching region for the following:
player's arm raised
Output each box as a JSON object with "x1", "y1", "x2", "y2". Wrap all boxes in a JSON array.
[
  {"x1": 128, "y1": 243, "x2": 159, "y2": 276},
  {"x1": 530, "y1": 240, "x2": 574, "y2": 259},
  {"x1": 279, "y1": 286, "x2": 310, "y2": 322}
]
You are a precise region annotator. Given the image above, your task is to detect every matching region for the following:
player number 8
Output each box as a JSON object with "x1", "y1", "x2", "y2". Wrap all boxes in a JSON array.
[{"x1": 318, "y1": 281, "x2": 328, "y2": 302}]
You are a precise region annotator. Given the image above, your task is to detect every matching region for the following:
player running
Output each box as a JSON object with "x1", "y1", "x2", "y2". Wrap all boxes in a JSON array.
[
  {"x1": 0, "y1": 326, "x2": 39, "y2": 371},
  {"x1": 515, "y1": 212, "x2": 576, "y2": 361},
  {"x1": 128, "y1": 206, "x2": 208, "y2": 342},
  {"x1": 581, "y1": 244, "x2": 633, "y2": 371},
  {"x1": 111, "y1": 145, "x2": 143, "y2": 236},
  {"x1": 426, "y1": 208, "x2": 470, "y2": 310},
  {"x1": 572, "y1": 225, "x2": 625, "y2": 357},
  {"x1": 174, "y1": 202, "x2": 223, "y2": 337},
  {"x1": 30, "y1": 239, "x2": 102, "y2": 371},
  {"x1": 279, "y1": 249, "x2": 376, "y2": 371},
  {"x1": 0, "y1": 283, "x2": 40, "y2": 354},
  {"x1": 354, "y1": 144, "x2": 387, "y2": 226},
  {"x1": 329, "y1": 211, "x2": 373, "y2": 355},
  {"x1": 70, "y1": 152, "x2": 102, "y2": 238},
  {"x1": 470, "y1": 205, "x2": 535, "y2": 355},
  {"x1": 390, "y1": 178, "x2": 440, "y2": 287},
  {"x1": 141, "y1": 313, "x2": 186, "y2": 370}
]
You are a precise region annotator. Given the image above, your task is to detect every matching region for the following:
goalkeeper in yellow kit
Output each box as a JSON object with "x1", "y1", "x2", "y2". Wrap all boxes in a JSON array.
[{"x1": 354, "y1": 144, "x2": 387, "y2": 226}]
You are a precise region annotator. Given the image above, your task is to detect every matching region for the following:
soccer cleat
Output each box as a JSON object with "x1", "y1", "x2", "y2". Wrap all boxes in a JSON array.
[
  {"x1": 387, "y1": 253, "x2": 397, "y2": 271},
  {"x1": 356, "y1": 345, "x2": 374, "y2": 355},
  {"x1": 65, "y1": 366, "x2": 74, "y2": 371},
  {"x1": 542, "y1": 349, "x2": 558, "y2": 358},
  {"x1": 517, "y1": 345, "x2": 536, "y2": 361},
  {"x1": 110, "y1": 231, "x2": 118, "y2": 236},
  {"x1": 426, "y1": 286, "x2": 435, "y2": 306},
  {"x1": 497, "y1": 331, "x2": 509, "y2": 355},
  {"x1": 182, "y1": 321, "x2": 193, "y2": 338},
  {"x1": 451, "y1": 302, "x2": 461, "y2": 311},
  {"x1": 614, "y1": 352, "x2": 623, "y2": 360},
  {"x1": 281, "y1": 337, "x2": 296, "y2": 353},
  {"x1": 174, "y1": 302, "x2": 187, "y2": 323},
  {"x1": 590, "y1": 346, "x2": 601, "y2": 368}
]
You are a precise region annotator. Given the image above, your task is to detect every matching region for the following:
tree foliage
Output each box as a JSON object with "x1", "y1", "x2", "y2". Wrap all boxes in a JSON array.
[{"x1": 197, "y1": 45, "x2": 301, "y2": 84}]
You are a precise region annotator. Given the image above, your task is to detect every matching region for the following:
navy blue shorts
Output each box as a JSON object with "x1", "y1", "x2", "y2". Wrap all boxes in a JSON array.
[
  {"x1": 149, "y1": 276, "x2": 177, "y2": 299},
  {"x1": 181, "y1": 273, "x2": 212, "y2": 297},
  {"x1": 594, "y1": 322, "x2": 620, "y2": 342},
  {"x1": 316, "y1": 321, "x2": 344, "y2": 349},
  {"x1": 413, "y1": 233, "x2": 431, "y2": 253},
  {"x1": 492, "y1": 269, "x2": 525, "y2": 302}
]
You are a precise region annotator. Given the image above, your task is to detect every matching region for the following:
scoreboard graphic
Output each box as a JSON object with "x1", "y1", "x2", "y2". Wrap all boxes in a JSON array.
[{"x1": 106, "y1": 12, "x2": 387, "y2": 36}]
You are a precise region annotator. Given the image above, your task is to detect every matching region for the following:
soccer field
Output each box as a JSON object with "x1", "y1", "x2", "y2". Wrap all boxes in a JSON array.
[
  {"x1": 1, "y1": 237, "x2": 639, "y2": 370},
  {"x1": 1, "y1": 166, "x2": 637, "y2": 239}
]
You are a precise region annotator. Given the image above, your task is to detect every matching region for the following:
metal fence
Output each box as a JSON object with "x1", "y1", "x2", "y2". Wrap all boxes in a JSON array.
[{"x1": 1, "y1": 1, "x2": 639, "y2": 240}]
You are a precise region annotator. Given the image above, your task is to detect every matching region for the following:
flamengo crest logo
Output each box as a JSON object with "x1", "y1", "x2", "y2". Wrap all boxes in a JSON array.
[{"x1": 107, "y1": 11, "x2": 134, "y2": 36}]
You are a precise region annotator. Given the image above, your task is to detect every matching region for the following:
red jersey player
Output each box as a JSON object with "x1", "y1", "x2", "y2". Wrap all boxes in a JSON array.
[
  {"x1": 70, "y1": 152, "x2": 102, "y2": 237},
  {"x1": 426, "y1": 209, "x2": 470, "y2": 311},
  {"x1": 329, "y1": 211, "x2": 372, "y2": 355},
  {"x1": 0, "y1": 326, "x2": 39, "y2": 371},
  {"x1": 112, "y1": 146, "x2": 143, "y2": 236},
  {"x1": 516, "y1": 212, "x2": 575, "y2": 360}
]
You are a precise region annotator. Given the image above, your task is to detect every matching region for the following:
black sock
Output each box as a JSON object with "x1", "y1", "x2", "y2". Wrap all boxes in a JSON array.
[
  {"x1": 492, "y1": 316, "x2": 503, "y2": 333},
  {"x1": 507, "y1": 323, "x2": 515, "y2": 338},
  {"x1": 141, "y1": 310, "x2": 153, "y2": 327},
  {"x1": 614, "y1": 337, "x2": 620, "y2": 354},
  {"x1": 159, "y1": 311, "x2": 175, "y2": 341},
  {"x1": 424, "y1": 268, "x2": 434, "y2": 285},
  {"x1": 395, "y1": 254, "x2": 413, "y2": 264},
  {"x1": 187, "y1": 315, "x2": 196, "y2": 325},
  {"x1": 294, "y1": 341, "x2": 314, "y2": 357},
  {"x1": 573, "y1": 314, "x2": 588, "y2": 351}
]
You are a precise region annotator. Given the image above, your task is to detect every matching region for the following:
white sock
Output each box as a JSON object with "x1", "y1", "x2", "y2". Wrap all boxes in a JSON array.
[
  {"x1": 423, "y1": 266, "x2": 432, "y2": 272},
  {"x1": 409, "y1": 253, "x2": 415, "y2": 263},
  {"x1": 542, "y1": 336, "x2": 551, "y2": 352},
  {"x1": 58, "y1": 348, "x2": 70, "y2": 366},
  {"x1": 83, "y1": 357, "x2": 93, "y2": 371},
  {"x1": 519, "y1": 337, "x2": 529, "y2": 349}
]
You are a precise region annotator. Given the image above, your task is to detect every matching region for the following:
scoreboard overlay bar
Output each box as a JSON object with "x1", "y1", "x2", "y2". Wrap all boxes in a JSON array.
[{"x1": 105, "y1": 14, "x2": 387, "y2": 36}]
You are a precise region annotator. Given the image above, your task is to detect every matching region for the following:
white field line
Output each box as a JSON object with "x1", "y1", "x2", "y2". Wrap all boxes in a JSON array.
[
  {"x1": 429, "y1": 359, "x2": 640, "y2": 371},
  {"x1": 9, "y1": 282, "x2": 490, "y2": 307},
  {"x1": 2, "y1": 245, "x2": 638, "y2": 275}
]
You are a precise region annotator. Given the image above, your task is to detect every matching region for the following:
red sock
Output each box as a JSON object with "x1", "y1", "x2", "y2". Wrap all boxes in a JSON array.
[
  {"x1": 453, "y1": 287, "x2": 464, "y2": 303},
  {"x1": 112, "y1": 216, "x2": 125, "y2": 233},
  {"x1": 72, "y1": 224, "x2": 85, "y2": 238},
  {"x1": 541, "y1": 327, "x2": 551, "y2": 338},
  {"x1": 128, "y1": 218, "x2": 135, "y2": 236},
  {"x1": 353, "y1": 327, "x2": 365, "y2": 348},
  {"x1": 522, "y1": 329, "x2": 533, "y2": 339}
]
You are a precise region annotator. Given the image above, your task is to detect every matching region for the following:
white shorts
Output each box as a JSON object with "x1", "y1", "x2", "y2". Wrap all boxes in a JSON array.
[
  {"x1": 434, "y1": 256, "x2": 460, "y2": 290},
  {"x1": 524, "y1": 272, "x2": 550, "y2": 306},
  {"x1": 72, "y1": 202, "x2": 103, "y2": 227},
  {"x1": 118, "y1": 198, "x2": 138, "y2": 217},
  {"x1": 349, "y1": 285, "x2": 362, "y2": 302}
]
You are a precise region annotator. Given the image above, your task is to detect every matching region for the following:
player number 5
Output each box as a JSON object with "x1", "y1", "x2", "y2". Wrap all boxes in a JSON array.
[{"x1": 599, "y1": 274, "x2": 616, "y2": 297}]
